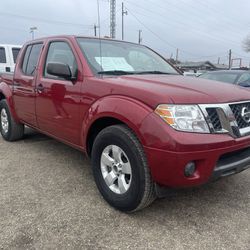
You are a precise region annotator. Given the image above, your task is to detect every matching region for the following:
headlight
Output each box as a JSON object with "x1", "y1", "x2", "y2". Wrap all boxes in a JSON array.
[{"x1": 155, "y1": 104, "x2": 210, "y2": 133}]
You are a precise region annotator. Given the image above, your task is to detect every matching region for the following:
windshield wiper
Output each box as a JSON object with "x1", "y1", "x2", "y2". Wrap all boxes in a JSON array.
[
  {"x1": 98, "y1": 70, "x2": 135, "y2": 75},
  {"x1": 136, "y1": 71, "x2": 174, "y2": 75}
]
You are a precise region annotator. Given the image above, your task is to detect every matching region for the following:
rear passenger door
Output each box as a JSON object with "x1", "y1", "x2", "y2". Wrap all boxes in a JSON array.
[
  {"x1": 35, "y1": 40, "x2": 81, "y2": 145},
  {"x1": 13, "y1": 43, "x2": 43, "y2": 127}
]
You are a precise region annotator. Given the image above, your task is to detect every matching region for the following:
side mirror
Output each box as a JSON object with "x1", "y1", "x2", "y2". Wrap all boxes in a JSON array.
[{"x1": 46, "y1": 62, "x2": 73, "y2": 80}]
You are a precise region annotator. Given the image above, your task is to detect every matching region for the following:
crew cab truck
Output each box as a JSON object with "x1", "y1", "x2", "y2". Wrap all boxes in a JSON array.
[{"x1": 0, "y1": 36, "x2": 250, "y2": 212}]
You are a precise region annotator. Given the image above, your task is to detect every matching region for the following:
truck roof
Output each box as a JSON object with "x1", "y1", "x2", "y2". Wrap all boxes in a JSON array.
[
  {"x1": 0, "y1": 44, "x2": 22, "y2": 47},
  {"x1": 24, "y1": 35, "x2": 144, "y2": 47}
]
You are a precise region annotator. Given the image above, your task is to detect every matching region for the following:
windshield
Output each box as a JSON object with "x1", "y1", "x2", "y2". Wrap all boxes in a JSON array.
[
  {"x1": 76, "y1": 38, "x2": 179, "y2": 75},
  {"x1": 199, "y1": 72, "x2": 239, "y2": 84}
]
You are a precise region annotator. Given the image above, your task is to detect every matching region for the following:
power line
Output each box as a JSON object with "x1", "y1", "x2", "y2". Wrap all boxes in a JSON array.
[
  {"x1": 125, "y1": 2, "x2": 243, "y2": 50},
  {"x1": 0, "y1": 11, "x2": 93, "y2": 28},
  {"x1": 124, "y1": 0, "x2": 242, "y2": 47},
  {"x1": 192, "y1": 0, "x2": 245, "y2": 28},
  {"x1": 126, "y1": 7, "x2": 203, "y2": 57},
  {"x1": 125, "y1": 8, "x2": 177, "y2": 49},
  {"x1": 126, "y1": 7, "x2": 236, "y2": 62},
  {"x1": 148, "y1": 0, "x2": 246, "y2": 38}
]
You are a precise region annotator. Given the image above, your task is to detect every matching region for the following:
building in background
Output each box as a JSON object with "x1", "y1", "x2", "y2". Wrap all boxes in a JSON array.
[{"x1": 176, "y1": 61, "x2": 228, "y2": 73}]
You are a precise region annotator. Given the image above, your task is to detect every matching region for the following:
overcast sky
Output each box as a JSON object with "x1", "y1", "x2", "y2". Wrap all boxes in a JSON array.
[{"x1": 1, "y1": 0, "x2": 250, "y2": 66}]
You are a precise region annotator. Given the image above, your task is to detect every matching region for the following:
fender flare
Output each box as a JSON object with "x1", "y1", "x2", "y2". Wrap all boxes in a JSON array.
[
  {"x1": 81, "y1": 95, "x2": 153, "y2": 149},
  {"x1": 0, "y1": 82, "x2": 19, "y2": 122}
]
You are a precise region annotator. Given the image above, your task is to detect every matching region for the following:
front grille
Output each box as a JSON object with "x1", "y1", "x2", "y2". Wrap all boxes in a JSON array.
[
  {"x1": 199, "y1": 101, "x2": 250, "y2": 138},
  {"x1": 230, "y1": 102, "x2": 250, "y2": 129},
  {"x1": 206, "y1": 108, "x2": 222, "y2": 131}
]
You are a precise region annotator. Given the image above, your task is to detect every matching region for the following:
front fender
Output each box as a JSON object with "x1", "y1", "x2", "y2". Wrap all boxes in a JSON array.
[
  {"x1": 82, "y1": 95, "x2": 153, "y2": 148},
  {"x1": 0, "y1": 82, "x2": 19, "y2": 122}
]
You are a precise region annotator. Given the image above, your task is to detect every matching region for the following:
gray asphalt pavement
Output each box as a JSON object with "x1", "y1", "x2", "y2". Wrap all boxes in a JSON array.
[{"x1": 0, "y1": 129, "x2": 249, "y2": 250}]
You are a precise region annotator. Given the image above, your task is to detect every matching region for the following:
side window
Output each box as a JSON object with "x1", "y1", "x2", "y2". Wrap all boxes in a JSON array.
[
  {"x1": 12, "y1": 48, "x2": 21, "y2": 63},
  {"x1": 44, "y1": 41, "x2": 77, "y2": 79},
  {"x1": 26, "y1": 43, "x2": 43, "y2": 76},
  {"x1": 22, "y1": 45, "x2": 32, "y2": 73},
  {"x1": 0, "y1": 47, "x2": 6, "y2": 63}
]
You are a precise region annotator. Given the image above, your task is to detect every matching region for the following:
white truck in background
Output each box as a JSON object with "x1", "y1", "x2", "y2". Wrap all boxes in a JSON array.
[{"x1": 0, "y1": 44, "x2": 22, "y2": 73}]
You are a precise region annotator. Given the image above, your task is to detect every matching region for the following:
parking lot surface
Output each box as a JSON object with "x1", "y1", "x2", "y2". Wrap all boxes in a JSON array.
[{"x1": 0, "y1": 129, "x2": 249, "y2": 250}]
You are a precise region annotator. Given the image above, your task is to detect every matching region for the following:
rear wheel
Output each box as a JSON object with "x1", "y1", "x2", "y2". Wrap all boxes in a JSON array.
[
  {"x1": 0, "y1": 100, "x2": 24, "y2": 141},
  {"x1": 91, "y1": 124, "x2": 156, "y2": 212}
]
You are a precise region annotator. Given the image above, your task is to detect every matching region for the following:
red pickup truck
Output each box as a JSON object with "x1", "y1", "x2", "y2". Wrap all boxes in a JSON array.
[{"x1": 0, "y1": 36, "x2": 250, "y2": 212}]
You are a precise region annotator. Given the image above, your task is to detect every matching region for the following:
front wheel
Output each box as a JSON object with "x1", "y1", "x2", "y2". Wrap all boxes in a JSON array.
[
  {"x1": 0, "y1": 99, "x2": 24, "y2": 141},
  {"x1": 91, "y1": 125, "x2": 156, "y2": 212}
]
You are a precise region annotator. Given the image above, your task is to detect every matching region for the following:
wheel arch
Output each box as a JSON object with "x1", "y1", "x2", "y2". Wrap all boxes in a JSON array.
[
  {"x1": 85, "y1": 117, "x2": 124, "y2": 157},
  {"x1": 82, "y1": 96, "x2": 153, "y2": 157},
  {"x1": 0, "y1": 82, "x2": 19, "y2": 122},
  {"x1": 0, "y1": 92, "x2": 5, "y2": 100}
]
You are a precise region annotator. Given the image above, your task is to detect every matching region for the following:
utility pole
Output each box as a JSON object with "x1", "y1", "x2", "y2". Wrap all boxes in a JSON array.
[
  {"x1": 175, "y1": 48, "x2": 179, "y2": 62},
  {"x1": 122, "y1": 2, "x2": 128, "y2": 40},
  {"x1": 94, "y1": 24, "x2": 97, "y2": 37},
  {"x1": 30, "y1": 27, "x2": 37, "y2": 40},
  {"x1": 229, "y1": 49, "x2": 232, "y2": 69},
  {"x1": 110, "y1": 0, "x2": 116, "y2": 39},
  {"x1": 138, "y1": 30, "x2": 142, "y2": 44}
]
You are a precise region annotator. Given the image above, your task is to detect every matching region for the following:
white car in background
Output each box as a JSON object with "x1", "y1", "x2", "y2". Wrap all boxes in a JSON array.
[
  {"x1": 0, "y1": 44, "x2": 22, "y2": 73},
  {"x1": 183, "y1": 71, "x2": 203, "y2": 77}
]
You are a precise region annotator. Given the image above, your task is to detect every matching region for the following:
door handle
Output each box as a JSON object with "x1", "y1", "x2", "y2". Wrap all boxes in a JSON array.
[{"x1": 36, "y1": 84, "x2": 44, "y2": 93}]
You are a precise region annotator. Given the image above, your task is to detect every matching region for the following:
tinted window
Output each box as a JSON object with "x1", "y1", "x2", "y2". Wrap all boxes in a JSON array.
[
  {"x1": 22, "y1": 45, "x2": 32, "y2": 73},
  {"x1": 0, "y1": 47, "x2": 6, "y2": 63},
  {"x1": 12, "y1": 48, "x2": 21, "y2": 63},
  {"x1": 44, "y1": 41, "x2": 77, "y2": 79}
]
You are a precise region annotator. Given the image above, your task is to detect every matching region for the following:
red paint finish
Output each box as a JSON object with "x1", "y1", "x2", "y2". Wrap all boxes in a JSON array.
[
  {"x1": 1, "y1": 35, "x2": 250, "y2": 188},
  {"x1": 35, "y1": 38, "x2": 83, "y2": 145},
  {"x1": 141, "y1": 113, "x2": 250, "y2": 187}
]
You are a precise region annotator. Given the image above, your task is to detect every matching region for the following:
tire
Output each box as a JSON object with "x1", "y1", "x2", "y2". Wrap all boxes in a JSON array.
[
  {"x1": 0, "y1": 99, "x2": 24, "y2": 141},
  {"x1": 91, "y1": 124, "x2": 156, "y2": 212}
]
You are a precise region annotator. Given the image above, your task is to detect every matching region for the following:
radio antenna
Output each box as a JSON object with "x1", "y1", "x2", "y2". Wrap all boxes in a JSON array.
[{"x1": 97, "y1": 0, "x2": 103, "y2": 72}]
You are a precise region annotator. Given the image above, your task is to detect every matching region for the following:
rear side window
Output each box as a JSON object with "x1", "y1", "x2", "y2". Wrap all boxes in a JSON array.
[
  {"x1": 0, "y1": 47, "x2": 6, "y2": 63},
  {"x1": 12, "y1": 48, "x2": 21, "y2": 63},
  {"x1": 22, "y1": 43, "x2": 43, "y2": 76},
  {"x1": 22, "y1": 45, "x2": 32, "y2": 73}
]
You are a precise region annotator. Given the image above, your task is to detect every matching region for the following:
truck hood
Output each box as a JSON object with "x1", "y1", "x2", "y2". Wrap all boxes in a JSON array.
[{"x1": 106, "y1": 74, "x2": 250, "y2": 107}]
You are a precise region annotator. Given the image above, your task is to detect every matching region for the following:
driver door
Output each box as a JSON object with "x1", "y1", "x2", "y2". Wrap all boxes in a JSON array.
[{"x1": 35, "y1": 40, "x2": 81, "y2": 145}]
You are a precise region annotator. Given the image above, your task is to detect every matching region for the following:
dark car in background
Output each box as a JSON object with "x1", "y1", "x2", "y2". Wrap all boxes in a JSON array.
[{"x1": 199, "y1": 70, "x2": 250, "y2": 87}]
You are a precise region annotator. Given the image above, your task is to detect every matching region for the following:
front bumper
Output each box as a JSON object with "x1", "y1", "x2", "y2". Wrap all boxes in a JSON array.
[
  {"x1": 144, "y1": 142, "x2": 250, "y2": 188},
  {"x1": 211, "y1": 147, "x2": 250, "y2": 181},
  {"x1": 140, "y1": 113, "x2": 250, "y2": 188}
]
